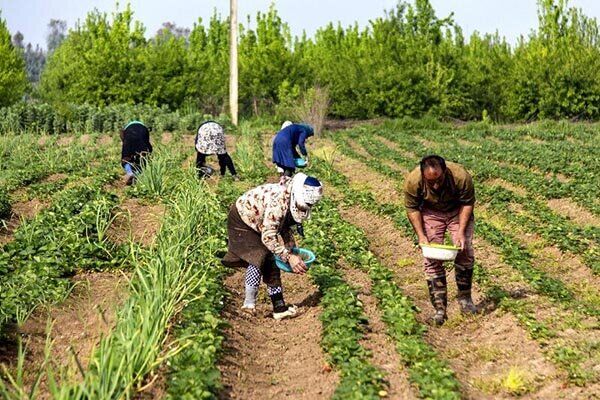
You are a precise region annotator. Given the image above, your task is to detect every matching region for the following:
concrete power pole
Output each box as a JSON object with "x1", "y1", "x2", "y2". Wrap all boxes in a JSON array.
[{"x1": 229, "y1": 0, "x2": 238, "y2": 126}]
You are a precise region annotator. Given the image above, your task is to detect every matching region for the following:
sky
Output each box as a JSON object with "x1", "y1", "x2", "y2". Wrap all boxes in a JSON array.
[{"x1": 2, "y1": 0, "x2": 600, "y2": 50}]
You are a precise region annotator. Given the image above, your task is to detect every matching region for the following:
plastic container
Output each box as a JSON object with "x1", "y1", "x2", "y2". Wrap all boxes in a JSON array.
[
  {"x1": 275, "y1": 247, "x2": 316, "y2": 272},
  {"x1": 419, "y1": 243, "x2": 460, "y2": 261},
  {"x1": 294, "y1": 158, "x2": 307, "y2": 168}
]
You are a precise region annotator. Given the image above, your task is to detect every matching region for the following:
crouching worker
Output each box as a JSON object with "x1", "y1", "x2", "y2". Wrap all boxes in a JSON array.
[
  {"x1": 404, "y1": 155, "x2": 478, "y2": 326},
  {"x1": 272, "y1": 122, "x2": 314, "y2": 179},
  {"x1": 120, "y1": 121, "x2": 153, "y2": 185},
  {"x1": 195, "y1": 121, "x2": 238, "y2": 179},
  {"x1": 221, "y1": 173, "x2": 324, "y2": 320}
]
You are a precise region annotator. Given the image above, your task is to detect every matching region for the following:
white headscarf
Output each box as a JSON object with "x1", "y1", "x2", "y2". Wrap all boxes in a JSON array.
[
  {"x1": 289, "y1": 173, "x2": 323, "y2": 223},
  {"x1": 281, "y1": 120, "x2": 293, "y2": 130}
]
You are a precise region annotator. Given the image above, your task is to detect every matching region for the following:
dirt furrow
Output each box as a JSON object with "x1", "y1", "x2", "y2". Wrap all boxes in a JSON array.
[
  {"x1": 339, "y1": 205, "x2": 569, "y2": 399},
  {"x1": 340, "y1": 263, "x2": 417, "y2": 399},
  {"x1": 325, "y1": 136, "x2": 597, "y2": 397},
  {"x1": 218, "y1": 270, "x2": 337, "y2": 399}
]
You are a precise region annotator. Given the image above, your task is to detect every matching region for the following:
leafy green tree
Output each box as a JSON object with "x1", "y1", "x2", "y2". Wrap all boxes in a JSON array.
[
  {"x1": 239, "y1": 6, "x2": 295, "y2": 116},
  {"x1": 39, "y1": 5, "x2": 146, "y2": 106},
  {"x1": 140, "y1": 27, "x2": 187, "y2": 109},
  {"x1": 185, "y1": 13, "x2": 229, "y2": 114},
  {"x1": 507, "y1": 0, "x2": 600, "y2": 120},
  {"x1": 0, "y1": 13, "x2": 28, "y2": 107}
]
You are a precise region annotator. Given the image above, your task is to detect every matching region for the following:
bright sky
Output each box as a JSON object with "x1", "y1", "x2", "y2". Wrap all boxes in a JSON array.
[{"x1": 2, "y1": 0, "x2": 600, "y2": 49}]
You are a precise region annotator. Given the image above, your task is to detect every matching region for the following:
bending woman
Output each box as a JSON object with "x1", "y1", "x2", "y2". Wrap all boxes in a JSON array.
[
  {"x1": 120, "y1": 121, "x2": 153, "y2": 185},
  {"x1": 221, "y1": 173, "x2": 324, "y2": 320},
  {"x1": 272, "y1": 123, "x2": 314, "y2": 177},
  {"x1": 195, "y1": 121, "x2": 238, "y2": 179}
]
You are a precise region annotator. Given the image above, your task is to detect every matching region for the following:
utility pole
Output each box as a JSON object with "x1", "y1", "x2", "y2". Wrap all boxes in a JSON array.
[{"x1": 229, "y1": 0, "x2": 238, "y2": 126}]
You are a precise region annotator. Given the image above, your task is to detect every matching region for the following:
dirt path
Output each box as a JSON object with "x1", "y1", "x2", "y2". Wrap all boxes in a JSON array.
[
  {"x1": 340, "y1": 264, "x2": 417, "y2": 399},
  {"x1": 321, "y1": 136, "x2": 597, "y2": 398},
  {"x1": 0, "y1": 271, "x2": 127, "y2": 398},
  {"x1": 546, "y1": 198, "x2": 600, "y2": 227},
  {"x1": 217, "y1": 270, "x2": 338, "y2": 399},
  {"x1": 338, "y1": 205, "x2": 570, "y2": 399},
  {"x1": 106, "y1": 198, "x2": 165, "y2": 247},
  {"x1": 0, "y1": 198, "x2": 49, "y2": 245}
]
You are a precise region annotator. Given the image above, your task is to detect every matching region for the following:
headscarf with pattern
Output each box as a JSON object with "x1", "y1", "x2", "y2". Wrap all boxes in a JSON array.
[{"x1": 289, "y1": 173, "x2": 323, "y2": 223}]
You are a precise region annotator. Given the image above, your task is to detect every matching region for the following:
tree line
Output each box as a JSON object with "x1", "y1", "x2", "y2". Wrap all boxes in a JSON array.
[{"x1": 1, "y1": 0, "x2": 600, "y2": 122}]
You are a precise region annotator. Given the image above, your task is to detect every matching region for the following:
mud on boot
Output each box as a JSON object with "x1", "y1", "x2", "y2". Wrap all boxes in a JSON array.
[
  {"x1": 457, "y1": 291, "x2": 478, "y2": 315},
  {"x1": 427, "y1": 276, "x2": 448, "y2": 326},
  {"x1": 455, "y1": 265, "x2": 478, "y2": 315}
]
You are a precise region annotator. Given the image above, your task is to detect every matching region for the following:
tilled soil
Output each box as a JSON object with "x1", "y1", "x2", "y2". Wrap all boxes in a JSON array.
[
  {"x1": 339, "y1": 205, "x2": 565, "y2": 399},
  {"x1": 106, "y1": 198, "x2": 165, "y2": 247},
  {"x1": 340, "y1": 263, "x2": 417, "y2": 399},
  {"x1": 323, "y1": 134, "x2": 600, "y2": 394},
  {"x1": 0, "y1": 271, "x2": 127, "y2": 398},
  {"x1": 217, "y1": 270, "x2": 338, "y2": 399},
  {"x1": 546, "y1": 198, "x2": 600, "y2": 227}
]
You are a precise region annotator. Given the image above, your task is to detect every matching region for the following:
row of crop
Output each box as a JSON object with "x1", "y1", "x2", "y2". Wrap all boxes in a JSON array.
[
  {"x1": 165, "y1": 125, "x2": 271, "y2": 398},
  {"x1": 337, "y1": 132, "x2": 597, "y2": 316},
  {"x1": 302, "y1": 207, "x2": 389, "y2": 399},
  {"x1": 0, "y1": 133, "x2": 120, "y2": 193},
  {"x1": 434, "y1": 134, "x2": 600, "y2": 215},
  {"x1": 352, "y1": 129, "x2": 600, "y2": 274},
  {"x1": 0, "y1": 102, "x2": 226, "y2": 135},
  {"x1": 35, "y1": 167, "x2": 227, "y2": 398},
  {"x1": 0, "y1": 170, "x2": 123, "y2": 335},
  {"x1": 375, "y1": 124, "x2": 600, "y2": 217},
  {"x1": 440, "y1": 125, "x2": 599, "y2": 181},
  {"x1": 306, "y1": 196, "x2": 462, "y2": 399},
  {"x1": 327, "y1": 131, "x2": 598, "y2": 385}
]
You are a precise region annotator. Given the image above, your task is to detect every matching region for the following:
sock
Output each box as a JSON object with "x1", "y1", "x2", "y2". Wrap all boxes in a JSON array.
[
  {"x1": 244, "y1": 264, "x2": 261, "y2": 307},
  {"x1": 268, "y1": 287, "x2": 286, "y2": 312}
]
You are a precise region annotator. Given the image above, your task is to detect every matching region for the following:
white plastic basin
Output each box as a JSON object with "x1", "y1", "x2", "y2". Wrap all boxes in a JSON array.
[{"x1": 420, "y1": 243, "x2": 460, "y2": 261}]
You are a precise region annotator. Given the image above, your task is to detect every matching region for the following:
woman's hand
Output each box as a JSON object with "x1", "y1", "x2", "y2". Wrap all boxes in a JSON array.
[{"x1": 288, "y1": 254, "x2": 307, "y2": 274}]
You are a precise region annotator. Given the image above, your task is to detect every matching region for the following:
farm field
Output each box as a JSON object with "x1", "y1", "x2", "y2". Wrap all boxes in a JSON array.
[{"x1": 0, "y1": 119, "x2": 598, "y2": 399}]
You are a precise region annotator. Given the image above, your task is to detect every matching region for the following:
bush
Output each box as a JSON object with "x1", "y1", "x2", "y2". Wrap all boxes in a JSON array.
[{"x1": 0, "y1": 188, "x2": 10, "y2": 220}]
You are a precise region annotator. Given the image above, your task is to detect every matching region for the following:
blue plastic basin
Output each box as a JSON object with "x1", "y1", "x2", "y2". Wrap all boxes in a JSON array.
[
  {"x1": 294, "y1": 158, "x2": 307, "y2": 168},
  {"x1": 275, "y1": 248, "x2": 316, "y2": 272}
]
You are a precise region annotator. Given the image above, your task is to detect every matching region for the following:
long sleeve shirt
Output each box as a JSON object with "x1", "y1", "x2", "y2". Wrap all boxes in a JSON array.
[{"x1": 235, "y1": 181, "x2": 295, "y2": 262}]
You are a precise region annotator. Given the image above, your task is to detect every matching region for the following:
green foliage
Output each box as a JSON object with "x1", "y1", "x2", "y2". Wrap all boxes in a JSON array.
[
  {"x1": 0, "y1": 13, "x2": 28, "y2": 107},
  {"x1": 505, "y1": 0, "x2": 600, "y2": 120},
  {"x1": 40, "y1": 5, "x2": 146, "y2": 106},
  {"x1": 0, "y1": 188, "x2": 10, "y2": 221},
  {"x1": 14, "y1": 0, "x2": 600, "y2": 121},
  {"x1": 0, "y1": 173, "x2": 123, "y2": 333}
]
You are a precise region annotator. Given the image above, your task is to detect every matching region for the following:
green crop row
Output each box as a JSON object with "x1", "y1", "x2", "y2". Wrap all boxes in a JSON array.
[
  {"x1": 0, "y1": 133, "x2": 119, "y2": 193},
  {"x1": 311, "y1": 197, "x2": 462, "y2": 399},
  {"x1": 334, "y1": 133, "x2": 597, "y2": 316},
  {"x1": 303, "y1": 211, "x2": 389, "y2": 399},
  {"x1": 383, "y1": 126, "x2": 600, "y2": 217},
  {"x1": 353, "y1": 128, "x2": 600, "y2": 274},
  {"x1": 36, "y1": 169, "x2": 227, "y2": 399},
  {"x1": 324, "y1": 129, "x2": 598, "y2": 385},
  {"x1": 0, "y1": 170, "x2": 123, "y2": 335}
]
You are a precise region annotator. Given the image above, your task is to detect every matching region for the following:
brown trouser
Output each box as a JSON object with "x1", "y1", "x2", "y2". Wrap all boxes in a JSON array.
[
  {"x1": 422, "y1": 207, "x2": 475, "y2": 278},
  {"x1": 221, "y1": 204, "x2": 282, "y2": 287}
]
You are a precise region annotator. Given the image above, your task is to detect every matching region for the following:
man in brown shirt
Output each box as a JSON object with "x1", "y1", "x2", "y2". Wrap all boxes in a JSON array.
[{"x1": 404, "y1": 155, "x2": 477, "y2": 326}]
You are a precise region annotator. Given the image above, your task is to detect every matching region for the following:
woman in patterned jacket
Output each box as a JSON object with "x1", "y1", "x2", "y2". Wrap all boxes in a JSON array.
[
  {"x1": 195, "y1": 121, "x2": 238, "y2": 179},
  {"x1": 221, "y1": 173, "x2": 324, "y2": 320}
]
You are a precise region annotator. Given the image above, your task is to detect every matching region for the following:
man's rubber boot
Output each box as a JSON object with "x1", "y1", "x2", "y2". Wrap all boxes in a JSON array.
[
  {"x1": 427, "y1": 276, "x2": 448, "y2": 326},
  {"x1": 456, "y1": 265, "x2": 478, "y2": 315}
]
